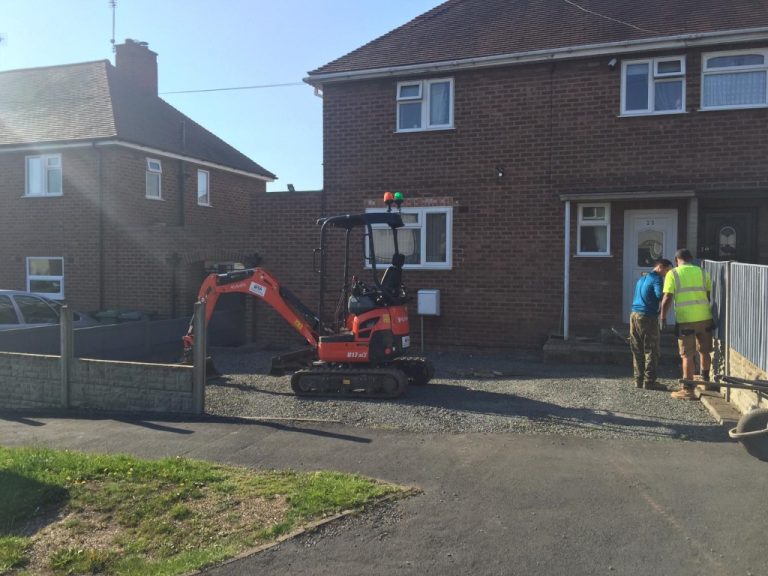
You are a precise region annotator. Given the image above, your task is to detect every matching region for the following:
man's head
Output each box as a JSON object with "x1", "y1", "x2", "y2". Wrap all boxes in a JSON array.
[
  {"x1": 674, "y1": 248, "x2": 693, "y2": 264},
  {"x1": 654, "y1": 258, "x2": 673, "y2": 276}
]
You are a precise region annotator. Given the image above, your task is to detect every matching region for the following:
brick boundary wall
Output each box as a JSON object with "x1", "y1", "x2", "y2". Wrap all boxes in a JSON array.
[
  {"x1": 0, "y1": 352, "x2": 194, "y2": 414},
  {"x1": 728, "y1": 348, "x2": 768, "y2": 414}
]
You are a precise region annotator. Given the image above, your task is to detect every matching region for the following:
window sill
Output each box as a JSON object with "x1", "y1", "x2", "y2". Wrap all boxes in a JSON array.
[
  {"x1": 145, "y1": 196, "x2": 165, "y2": 201},
  {"x1": 698, "y1": 104, "x2": 768, "y2": 112},
  {"x1": 574, "y1": 253, "x2": 613, "y2": 258},
  {"x1": 21, "y1": 193, "x2": 63, "y2": 198},
  {"x1": 395, "y1": 126, "x2": 455, "y2": 134},
  {"x1": 197, "y1": 203, "x2": 213, "y2": 208},
  {"x1": 618, "y1": 110, "x2": 687, "y2": 118},
  {"x1": 364, "y1": 265, "x2": 452, "y2": 271}
]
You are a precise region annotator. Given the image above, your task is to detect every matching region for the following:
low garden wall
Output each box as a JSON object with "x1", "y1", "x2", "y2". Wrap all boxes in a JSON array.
[
  {"x1": 0, "y1": 352, "x2": 196, "y2": 414},
  {"x1": 728, "y1": 349, "x2": 768, "y2": 414}
]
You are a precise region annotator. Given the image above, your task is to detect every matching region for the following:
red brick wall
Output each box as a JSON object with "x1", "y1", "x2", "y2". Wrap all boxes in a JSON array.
[
  {"x1": 0, "y1": 147, "x2": 102, "y2": 309},
  {"x1": 250, "y1": 191, "x2": 322, "y2": 348},
  {"x1": 0, "y1": 145, "x2": 267, "y2": 321},
  {"x1": 320, "y1": 44, "x2": 768, "y2": 347}
]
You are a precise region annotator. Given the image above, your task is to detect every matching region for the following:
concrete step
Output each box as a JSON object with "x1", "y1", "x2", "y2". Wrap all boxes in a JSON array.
[{"x1": 542, "y1": 335, "x2": 679, "y2": 366}]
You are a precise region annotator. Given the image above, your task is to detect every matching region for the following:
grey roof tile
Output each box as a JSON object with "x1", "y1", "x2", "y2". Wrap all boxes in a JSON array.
[
  {"x1": 0, "y1": 60, "x2": 275, "y2": 179},
  {"x1": 309, "y1": 0, "x2": 768, "y2": 76}
]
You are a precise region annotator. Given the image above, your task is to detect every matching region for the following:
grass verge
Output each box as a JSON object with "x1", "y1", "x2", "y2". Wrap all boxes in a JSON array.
[{"x1": 0, "y1": 446, "x2": 408, "y2": 575}]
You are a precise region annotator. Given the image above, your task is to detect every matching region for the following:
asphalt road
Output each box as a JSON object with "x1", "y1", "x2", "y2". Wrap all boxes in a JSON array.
[{"x1": 1, "y1": 414, "x2": 766, "y2": 576}]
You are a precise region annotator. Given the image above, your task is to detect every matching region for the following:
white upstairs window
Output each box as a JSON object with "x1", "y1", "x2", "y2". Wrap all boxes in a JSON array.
[
  {"x1": 396, "y1": 78, "x2": 454, "y2": 132},
  {"x1": 146, "y1": 158, "x2": 162, "y2": 199},
  {"x1": 702, "y1": 50, "x2": 768, "y2": 110},
  {"x1": 25, "y1": 154, "x2": 62, "y2": 196},
  {"x1": 197, "y1": 169, "x2": 210, "y2": 206},
  {"x1": 621, "y1": 57, "x2": 685, "y2": 115}
]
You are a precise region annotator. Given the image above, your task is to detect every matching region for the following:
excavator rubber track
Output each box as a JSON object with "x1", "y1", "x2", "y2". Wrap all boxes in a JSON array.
[
  {"x1": 390, "y1": 357, "x2": 435, "y2": 385},
  {"x1": 291, "y1": 366, "x2": 408, "y2": 399}
]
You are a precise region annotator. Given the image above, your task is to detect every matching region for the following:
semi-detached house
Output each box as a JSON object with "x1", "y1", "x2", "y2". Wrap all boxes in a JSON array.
[
  {"x1": 305, "y1": 0, "x2": 768, "y2": 348},
  {"x1": 0, "y1": 40, "x2": 275, "y2": 321}
]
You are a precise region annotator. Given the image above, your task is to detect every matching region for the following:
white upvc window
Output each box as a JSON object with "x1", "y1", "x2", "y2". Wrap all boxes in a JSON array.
[
  {"x1": 197, "y1": 169, "x2": 210, "y2": 206},
  {"x1": 366, "y1": 207, "x2": 453, "y2": 269},
  {"x1": 702, "y1": 49, "x2": 768, "y2": 110},
  {"x1": 621, "y1": 57, "x2": 686, "y2": 115},
  {"x1": 26, "y1": 257, "x2": 65, "y2": 299},
  {"x1": 577, "y1": 204, "x2": 611, "y2": 257},
  {"x1": 396, "y1": 78, "x2": 454, "y2": 132},
  {"x1": 145, "y1": 158, "x2": 162, "y2": 199},
  {"x1": 25, "y1": 154, "x2": 62, "y2": 196}
]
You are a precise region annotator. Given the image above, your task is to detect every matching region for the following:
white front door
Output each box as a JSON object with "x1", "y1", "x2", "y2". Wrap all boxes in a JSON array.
[{"x1": 623, "y1": 210, "x2": 678, "y2": 323}]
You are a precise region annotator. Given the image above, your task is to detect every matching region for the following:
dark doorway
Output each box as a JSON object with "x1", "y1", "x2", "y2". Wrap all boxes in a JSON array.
[{"x1": 699, "y1": 210, "x2": 757, "y2": 262}]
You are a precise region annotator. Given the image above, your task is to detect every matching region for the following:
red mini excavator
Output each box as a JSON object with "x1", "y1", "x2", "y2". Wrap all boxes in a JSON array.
[{"x1": 183, "y1": 192, "x2": 434, "y2": 399}]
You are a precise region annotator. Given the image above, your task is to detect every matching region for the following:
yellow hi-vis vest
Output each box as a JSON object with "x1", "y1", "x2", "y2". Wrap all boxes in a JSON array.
[{"x1": 665, "y1": 263, "x2": 713, "y2": 324}]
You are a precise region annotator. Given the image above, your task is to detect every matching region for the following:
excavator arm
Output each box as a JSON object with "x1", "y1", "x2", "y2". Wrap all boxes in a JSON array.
[{"x1": 182, "y1": 267, "x2": 320, "y2": 359}]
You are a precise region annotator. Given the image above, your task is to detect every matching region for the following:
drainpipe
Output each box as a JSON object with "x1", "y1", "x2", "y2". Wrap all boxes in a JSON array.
[
  {"x1": 687, "y1": 196, "x2": 698, "y2": 254},
  {"x1": 95, "y1": 143, "x2": 105, "y2": 310},
  {"x1": 563, "y1": 200, "x2": 571, "y2": 340}
]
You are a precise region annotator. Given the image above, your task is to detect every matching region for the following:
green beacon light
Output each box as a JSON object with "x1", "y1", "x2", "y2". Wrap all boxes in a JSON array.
[{"x1": 394, "y1": 191, "x2": 404, "y2": 211}]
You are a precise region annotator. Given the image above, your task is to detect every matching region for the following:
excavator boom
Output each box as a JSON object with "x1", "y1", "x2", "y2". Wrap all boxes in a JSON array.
[{"x1": 183, "y1": 267, "x2": 320, "y2": 359}]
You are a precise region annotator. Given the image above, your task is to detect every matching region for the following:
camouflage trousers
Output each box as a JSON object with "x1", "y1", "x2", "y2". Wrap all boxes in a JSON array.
[{"x1": 629, "y1": 312, "x2": 661, "y2": 387}]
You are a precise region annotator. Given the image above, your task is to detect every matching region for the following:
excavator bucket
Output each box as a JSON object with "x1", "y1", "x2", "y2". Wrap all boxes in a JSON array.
[{"x1": 205, "y1": 356, "x2": 221, "y2": 378}]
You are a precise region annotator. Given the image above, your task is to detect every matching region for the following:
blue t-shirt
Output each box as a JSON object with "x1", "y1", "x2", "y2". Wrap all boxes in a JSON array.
[{"x1": 631, "y1": 271, "x2": 664, "y2": 317}]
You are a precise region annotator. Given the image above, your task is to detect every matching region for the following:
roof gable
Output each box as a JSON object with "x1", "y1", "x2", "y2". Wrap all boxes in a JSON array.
[{"x1": 309, "y1": 0, "x2": 768, "y2": 76}]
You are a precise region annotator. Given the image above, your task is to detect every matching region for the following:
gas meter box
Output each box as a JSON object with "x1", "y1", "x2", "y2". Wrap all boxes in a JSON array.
[{"x1": 417, "y1": 289, "x2": 440, "y2": 316}]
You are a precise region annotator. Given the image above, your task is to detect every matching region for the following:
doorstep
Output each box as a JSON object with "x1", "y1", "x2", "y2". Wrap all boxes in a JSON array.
[{"x1": 542, "y1": 330, "x2": 679, "y2": 366}]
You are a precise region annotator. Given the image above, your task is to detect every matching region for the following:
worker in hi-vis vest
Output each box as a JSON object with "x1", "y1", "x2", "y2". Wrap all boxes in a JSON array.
[{"x1": 660, "y1": 248, "x2": 714, "y2": 400}]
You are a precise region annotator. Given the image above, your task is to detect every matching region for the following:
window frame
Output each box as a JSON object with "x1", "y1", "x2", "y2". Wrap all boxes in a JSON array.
[
  {"x1": 365, "y1": 206, "x2": 453, "y2": 270},
  {"x1": 576, "y1": 203, "x2": 611, "y2": 257},
  {"x1": 145, "y1": 158, "x2": 163, "y2": 200},
  {"x1": 396, "y1": 78, "x2": 455, "y2": 133},
  {"x1": 25, "y1": 153, "x2": 63, "y2": 197},
  {"x1": 26, "y1": 256, "x2": 65, "y2": 300},
  {"x1": 701, "y1": 49, "x2": 768, "y2": 111},
  {"x1": 620, "y1": 56, "x2": 686, "y2": 116},
  {"x1": 197, "y1": 169, "x2": 211, "y2": 206}
]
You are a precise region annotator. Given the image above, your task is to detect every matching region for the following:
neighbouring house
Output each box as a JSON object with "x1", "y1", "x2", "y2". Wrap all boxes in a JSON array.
[
  {"x1": 305, "y1": 0, "x2": 768, "y2": 348},
  {"x1": 0, "y1": 39, "x2": 275, "y2": 323}
]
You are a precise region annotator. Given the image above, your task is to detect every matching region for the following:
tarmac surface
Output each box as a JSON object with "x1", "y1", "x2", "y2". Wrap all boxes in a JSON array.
[{"x1": 1, "y1": 412, "x2": 767, "y2": 576}]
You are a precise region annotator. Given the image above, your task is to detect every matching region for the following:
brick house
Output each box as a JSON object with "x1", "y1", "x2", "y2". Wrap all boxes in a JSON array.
[
  {"x1": 305, "y1": 0, "x2": 768, "y2": 348},
  {"x1": 0, "y1": 40, "x2": 275, "y2": 321}
]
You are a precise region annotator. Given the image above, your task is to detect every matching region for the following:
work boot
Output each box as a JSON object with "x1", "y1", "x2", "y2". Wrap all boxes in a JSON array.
[
  {"x1": 644, "y1": 381, "x2": 663, "y2": 391},
  {"x1": 671, "y1": 386, "x2": 696, "y2": 400},
  {"x1": 634, "y1": 379, "x2": 643, "y2": 389}
]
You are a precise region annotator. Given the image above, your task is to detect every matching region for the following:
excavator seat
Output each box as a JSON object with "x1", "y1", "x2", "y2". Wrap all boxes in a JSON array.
[{"x1": 380, "y1": 253, "x2": 405, "y2": 303}]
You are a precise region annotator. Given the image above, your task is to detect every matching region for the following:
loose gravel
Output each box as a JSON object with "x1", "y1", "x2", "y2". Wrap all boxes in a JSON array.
[{"x1": 205, "y1": 347, "x2": 724, "y2": 442}]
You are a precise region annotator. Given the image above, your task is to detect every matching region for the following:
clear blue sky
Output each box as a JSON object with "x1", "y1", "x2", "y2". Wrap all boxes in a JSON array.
[{"x1": 0, "y1": 0, "x2": 439, "y2": 191}]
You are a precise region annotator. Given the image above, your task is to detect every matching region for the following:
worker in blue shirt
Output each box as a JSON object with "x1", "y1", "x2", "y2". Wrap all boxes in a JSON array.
[{"x1": 630, "y1": 258, "x2": 673, "y2": 390}]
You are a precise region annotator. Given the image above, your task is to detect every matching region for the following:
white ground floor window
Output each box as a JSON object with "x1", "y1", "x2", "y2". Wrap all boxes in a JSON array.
[
  {"x1": 366, "y1": 206, "x2": 452, "y2": 269},
  {"x1": 27, "y1": 257, "x2": 64, "y2": 299}
]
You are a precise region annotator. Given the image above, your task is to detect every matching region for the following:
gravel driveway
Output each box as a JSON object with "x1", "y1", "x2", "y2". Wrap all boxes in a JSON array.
[{"x1": 205, "y1": 347, "x2": 723, "y2": 442}]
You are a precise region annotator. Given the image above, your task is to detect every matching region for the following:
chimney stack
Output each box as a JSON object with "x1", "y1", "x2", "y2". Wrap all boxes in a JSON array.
[{"x1": 115, "y1": 39, "x2": 158, "y2": 96}]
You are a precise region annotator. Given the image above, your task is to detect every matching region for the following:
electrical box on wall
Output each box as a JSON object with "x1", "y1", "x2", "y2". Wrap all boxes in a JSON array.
[{"x1": 417, "y1": 289, "x2": 440, "y2": 316}]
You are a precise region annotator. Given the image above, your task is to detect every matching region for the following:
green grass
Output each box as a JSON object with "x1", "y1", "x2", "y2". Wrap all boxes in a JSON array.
[{"x1": 0, "y1": 446, "x2": 406, "y2": 575}]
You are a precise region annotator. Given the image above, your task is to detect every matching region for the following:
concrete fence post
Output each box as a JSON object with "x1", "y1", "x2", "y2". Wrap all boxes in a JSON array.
[
  {"x1": 60, "y1": 305, "x2": 73, "y2": 408},
  {"x1": 192, "y1": 302, "x2": 206, "y2": 415}
]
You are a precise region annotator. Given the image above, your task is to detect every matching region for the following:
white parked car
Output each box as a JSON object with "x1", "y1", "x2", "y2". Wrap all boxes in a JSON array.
[{"x1": 0, "y1": 290, "x2": 98, "y2": 331}]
